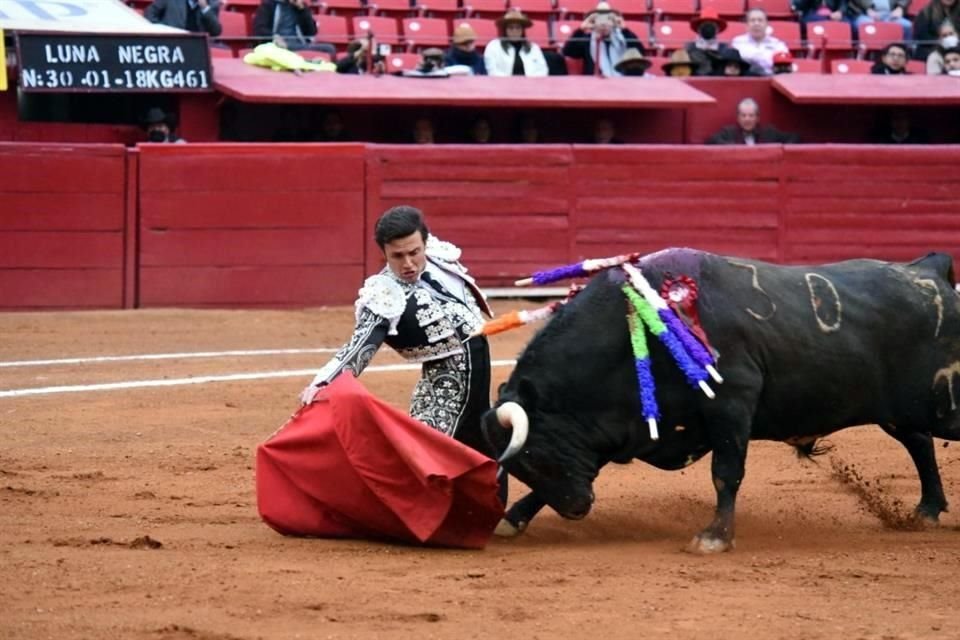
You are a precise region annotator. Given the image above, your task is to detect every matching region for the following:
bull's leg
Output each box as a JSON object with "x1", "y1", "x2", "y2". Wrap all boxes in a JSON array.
[
  {"x1": 494, "y1": 492, "x2": 547, "y2": 538},
  {"x1": 688, "y1": 408, "x2": 752, "y2": 554},
  {"x1": 879, "y1": 424, "x2": 948, "y2": 522}
]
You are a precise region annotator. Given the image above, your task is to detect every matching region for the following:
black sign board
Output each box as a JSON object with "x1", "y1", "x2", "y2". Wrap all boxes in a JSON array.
[{"x1": 16, "y1": 32, "x2": 213, "y2": 93}]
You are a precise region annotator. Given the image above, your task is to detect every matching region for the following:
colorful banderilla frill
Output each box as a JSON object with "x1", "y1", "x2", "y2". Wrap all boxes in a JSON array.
[
  {"x1": 622, "y1": 263, "x2": 723, "y2": 385},
  {"x1": 626, "y1": 307, "x2": 660, "y2": 441},
  {"x1": 514, "y1": 253, "x2": 642, "y2": 287},
  {"x1": 471, "y1": 285, "x2": 584, "y2": 338}
]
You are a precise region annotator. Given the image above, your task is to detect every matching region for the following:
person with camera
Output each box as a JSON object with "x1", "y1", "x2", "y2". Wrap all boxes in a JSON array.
[
  {"x1": 336, "y1": 37, "x2": 388, "y2": 74},
  {"x1": 252, "y1": 0, "x2": 336, "y2": 57},
  {"x1": 561, "y1": 2, "x2": 643, "y2": 76},
  {"x1": 483, "y1": 9, "x2": 549, "y2": 76},
  {"x1": 683, "y1": 8, "x2": 732, "y2": 76}
]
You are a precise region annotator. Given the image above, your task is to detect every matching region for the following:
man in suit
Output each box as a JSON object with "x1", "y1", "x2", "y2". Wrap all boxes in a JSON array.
[{"x1": 707, "y1": 97, "x2": 799, "y2": 145}]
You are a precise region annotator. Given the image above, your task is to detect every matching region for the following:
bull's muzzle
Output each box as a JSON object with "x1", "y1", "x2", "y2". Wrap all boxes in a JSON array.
[{"x1": 495, "y1": 401, "x2": 529, "y2": 463}]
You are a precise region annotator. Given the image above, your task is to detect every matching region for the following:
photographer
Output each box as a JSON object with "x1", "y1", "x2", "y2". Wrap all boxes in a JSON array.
[
  {"x1": 253, "y1": 0, "x2": 336, "y2": 56},
  {"x1": 561, "y1": 2, "x2": 643, "y2": 76},
  {"x1": 336, "y1": 37, "x2": 387, "y2": 74},
  {"x1": 402, "y1": 48, "x2": 452, "y2": 76},
  {"x1": 683, "y1": 8, "x2": 733, "y2": 76}
]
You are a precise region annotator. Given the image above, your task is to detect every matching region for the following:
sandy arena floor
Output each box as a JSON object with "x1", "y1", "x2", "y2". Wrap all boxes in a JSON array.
[{"x1": 2, "y1": 306, "x2": 959, "y2": 640}]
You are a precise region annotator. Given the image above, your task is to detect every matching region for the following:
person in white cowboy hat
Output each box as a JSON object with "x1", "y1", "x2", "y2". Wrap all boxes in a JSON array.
[
  {"x1": 614, "y1": 47, "x2": 654, "y2": 76},
  {"x1": 483, "y1": 8, "x2": 549, "y2": 76},
  {"x1": 561, "y1": 1, "x2": 644, "y2": 76}
]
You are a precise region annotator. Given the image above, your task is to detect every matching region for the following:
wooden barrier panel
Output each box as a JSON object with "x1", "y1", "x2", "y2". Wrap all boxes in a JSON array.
[
  {"x1": 365, "y1": 145, "x2": 576, "y2": 286},
  {"x1": 782, "y1": 145, "x2": 960, "y2": 263},
  {"x1": 138, "y1": 144, "x2": 367, "y2": 307},
  {"x1": 0, "y1": 143, "x2": 127, "y2": 309},
  {"x1": 571, "y1": 145, "x2": 785, "y2": 262}
]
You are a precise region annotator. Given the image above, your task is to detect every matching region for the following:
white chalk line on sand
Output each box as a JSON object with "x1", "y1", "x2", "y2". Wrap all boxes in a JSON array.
[
  {"x1": 0, "y1": 360, "x2": 518, "y2": 398},
  {"x1": 0, "y1": 348, "x2": 339, "y2": 369}
]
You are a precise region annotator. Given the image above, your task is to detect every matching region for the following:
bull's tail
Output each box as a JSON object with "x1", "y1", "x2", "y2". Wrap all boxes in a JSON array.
[
  {"x1": 793, "y1": 439, "x2": 834, "y2": 460},
  {"x1": 909, "y1": 252, "x2": 956, "y2": 289}
]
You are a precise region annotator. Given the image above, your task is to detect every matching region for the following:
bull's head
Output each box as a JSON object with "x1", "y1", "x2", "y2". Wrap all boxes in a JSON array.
[{"x1": 482, "y1": 378, "x2": 600, "y2": 520}]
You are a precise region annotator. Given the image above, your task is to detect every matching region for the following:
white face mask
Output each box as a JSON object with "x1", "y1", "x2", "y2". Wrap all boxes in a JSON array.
[
  {"x1": 948, "y1": 68, "x2": 960, "y2": 76},
  {"x1": 942, "y1": 34, "x2": 959, "y2": 48}
]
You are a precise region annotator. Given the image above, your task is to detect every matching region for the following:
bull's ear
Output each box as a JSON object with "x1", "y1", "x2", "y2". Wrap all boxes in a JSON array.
[{"x1": 517, "y1": 376, "x2": 539, "y2": 412}]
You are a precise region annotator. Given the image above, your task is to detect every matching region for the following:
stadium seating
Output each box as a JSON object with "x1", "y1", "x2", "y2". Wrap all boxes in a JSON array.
[
  {"x1": 386, "y1": 52, "x2": 423, "y2": 70},
  {"x1": 700, "y1": 0, "x2": 747, "y2": 18},
  {"x1": 352, "y1": 15, "x2": 404, "y2": 44},
  {"x1": 319, "y1": 0, "x2": 365, "y2": 15},
  {"x1": 651, "y1": 20, "x2": 696, "y2": 53},
  {"x1": 789, "y1": 57, "x2": 823, "y2": 72},
  {"x1": 830, "y1": 58, "x2": 873, "y2": 73},
  {"x1": 403, "y1": 17, "x2": 452, "y2": 48},
  {"x1": 767, "y1": 20, "x2": 804, "y2": 53},
  {"x1": 857, "y1": 21, "x2": 907, "y2": 58},
  {"x1": 556, "y1": 0, "x2": 604, "y2": 18},
  {"x1": 746, "y1": 0, "x2": 795, "y2": 19},
  {"x1": 316, "y1": 14, "x2": 352, "y2": 45},
  {"x1": 807, "y1": 20, "x2": 853, "y2": 52},
  {"x1": 651, "y1": 0, "x2": 697, "y2": 20},
  {"x1": 463, "y1": 0, "x2": 507, "y2": 16},
  {"x1": 415, "y1": 0, "x2": 462, "y2": 18},
  {"x1": 552, "y1": 19, "x2": 583, "y2": 46},
  {"x1": 509, "y1": 0, "x2": 557, "y2": 21},
  {"x1": 624, "y1": 19, "x2": 653, "y2": 45},
  {"x1": 526, "y1": 20, "x2": 552, "y2": 47}
]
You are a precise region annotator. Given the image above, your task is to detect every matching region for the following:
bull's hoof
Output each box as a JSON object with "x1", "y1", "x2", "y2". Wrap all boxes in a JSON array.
[
  {"x1": 493, "y1": 517, "x2": 527, "y2": 538},
  {"x1": 685, "y1": 533, "x2": 734, "y2": 555}
]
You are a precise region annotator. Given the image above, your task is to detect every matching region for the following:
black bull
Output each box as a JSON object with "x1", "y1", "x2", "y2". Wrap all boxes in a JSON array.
[{"x1": 482, "y1": 249, "x2": 960, "y2": 553}]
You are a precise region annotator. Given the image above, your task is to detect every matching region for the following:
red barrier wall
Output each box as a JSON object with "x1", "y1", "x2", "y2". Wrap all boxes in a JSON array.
[
  {"x1": 0, "y1": 143, "x2": 128, "y2": 309},
  {"x1": 1, "y1": 143, "x2": 958, "y2": 309},
  {"x1": 137, "y1": 144, "x2": 367, "y2": 307}
]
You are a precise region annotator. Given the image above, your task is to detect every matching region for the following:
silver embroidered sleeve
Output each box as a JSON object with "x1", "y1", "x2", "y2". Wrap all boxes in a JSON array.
[{"x1": 307, "y1": 309, "x2": 389, "y2": 388}]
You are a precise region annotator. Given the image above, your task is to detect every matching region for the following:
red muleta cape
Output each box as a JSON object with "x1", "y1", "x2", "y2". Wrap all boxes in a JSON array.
[{"x1": 255, "y1": 375, "x2": 504, "y2": 549}]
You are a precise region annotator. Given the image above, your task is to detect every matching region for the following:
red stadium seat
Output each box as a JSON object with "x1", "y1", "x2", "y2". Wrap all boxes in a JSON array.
[
  {"x1": 857, "y1": 21, "x2": 907, "y2": 57},
  {"x1": 700, "y1": 0, "x2": 746, "y2": 18},
  {"x1": 386, "y1": 52, "x2": 423, "y2": 71},
  {"x1": 907, "y1": 0, "x2": 931, "y2": 15},
  {"x1": 509, "y1": 0, "x2": 556, "y2": 20},
  {"x1": 624, "y1": 19, "x2": 652, "y2": 45},
  {"x1": 617, "y1": 0, "x2": 651, "y2": 18},
  {"x1": 316, "y1": 14, "x2": 352, "y2": 44},
  {"x1": 453, "y1": 17, "x2": 499, "y2": 44},
  {"x1": 352, "y1": 15, "x2": 404, "y2": 44},
  {"x1": 209, "y1": 45, "x2": 236, "y2": 58},
  {"x1": 556, "y1": 0, "x2": 602, "y2": 18},
  {"x1": 219, "y1": 9, "x2": 249, "y2": 38},
  {"x1": 415, "y1": 0, "x2": 462, "y2": 18},
  {"x1": 807, "y1": 20, "x2": 853, "y2": 52},
  {"x1": 463, "y1": 0, "x2": 507, "y2": 16},
  {"x1": 905, "y1": 59, "x2": 925, "y2": 73},
  {"x1": 767, "y1": 19, "x2": 804, "y2": 52},
  {"x1": 369, "y1": 0, "x2": 419, "y2": 17},
  {"x1": 564, "y1": 55, "x2": 584, "y2": 73},
  {"x1": 526, "y1": 20, "x2": 552, "y2": 47},
  {"x1": 553, "y1": 19, "x2": 583, "y2": 46},
  {"x1": 720, "y1": 20, "x2": 746, "y2": 42},
  {"x1": 319, "y1": 0, "x2": 364, "y2": 14},
  {"x1": 651, "y1": 0, "x2": 696, "y2": 20},
  {"x1": 403, "y1": 17, "x2": 451, "y2": 48},
  {"x1": 830, "y1": 57, "x2": 872, "y2": 73},
  {"x1": 651, "y1": 20, "x2": 696, "y2": 52},
  {"x1": 788, "y1": 57, "x2": 823, "y2": 72},
  {"x1": 746, "y1": 0, "x2": 795, "y2": 19},
  {"x1": 647, "y1": 54, "x2": 670, "y2": 74}
]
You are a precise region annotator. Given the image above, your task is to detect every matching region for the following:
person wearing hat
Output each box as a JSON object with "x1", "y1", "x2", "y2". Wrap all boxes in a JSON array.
[
  {"x1": 707, "y1": 97, "x2": 798, "y2": 145},
  {"x1": 561, "y1": 1, "x2": 643, "y2": 76},
  {"x1": 731, "y1": 9, "x2": 789, "y2": 75},
  {"x1": 403, "y1": 47, "x2": 451, "y2": 76},
  {"x1": 142, "y1": 107, "x2": 185, "y2": 144},
  {"x1": 483, "y1": 9, "x2": 548, "y2": 76},
  {"x1": 444, "y1": 24, "x2": 487, "y2": 75},
  {"x1": 771, "y1": 50, "x2": 795, "y2": 74},
  {"x1": 683, "y1": 8, "x2": 732, "y2": 76},
  {"x1": 614, "y1": 47, "x2": 653, "y2": 76},
  {"x1": 661, "y1": 48, "x2": 696, "y2": 76},
  {"x1": 712, "y1": 47, "x2": 757, "y2": 76}
]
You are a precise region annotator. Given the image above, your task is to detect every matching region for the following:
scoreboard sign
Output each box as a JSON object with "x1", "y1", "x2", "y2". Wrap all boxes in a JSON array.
[{"x1": 16, "y1": 32, "x2": 213, "y2": 92}]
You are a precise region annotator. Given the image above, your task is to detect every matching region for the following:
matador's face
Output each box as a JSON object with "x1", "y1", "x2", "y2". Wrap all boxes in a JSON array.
[{"x1": 384, "y1": 232, "x2": 427, "y2": 283}]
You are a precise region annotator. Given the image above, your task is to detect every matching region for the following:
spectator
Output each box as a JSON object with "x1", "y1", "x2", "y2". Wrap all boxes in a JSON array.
[
  {"x1": 561, "y1": 2, "x2": 643, "y2": 76},
  {"x1": 445, "y1": 25, "x2": 487, "y2": 75},
  {"x1": 467, "y1": 116, "x2": 494, "y2": 143},
  {"x1": 913, "y1": 0, "x2": 960, "y2": 60},
  {"x1": 614, "y1": 48, "x2": 654, "y2": 76},
  {"x1": 713, "y1": 47, "x2": 757, "y2": 75},
  {"x1": 707, "y1": 97, "x2": 799, "y2": 144},
  {"x1": 318, "y1": 110, "x2": 346, "y2": 141},
  {"x1": 515, "y1": 114, "x2": 541, "y2": 142},
  {"x1": 145, "y1": 0, "x2": 222, "y2": 36},
  {"x1": 403, "y1": 47, "x2": 450, "y2": 76},
  {"x1": 772, "y1": 50, "x2": 796, "y2": 73},
  {"x1": 484, "y1": 9, "x2": 549, "y2": 76},
  {"x1": 847, "y1": 0, "x2": 913, "y2": 41},
  {"x1": 871, "y1": 42, "x2": 910, "y2": 73},
  {"x1": 685, "y1": 8, "x2": 732, "y2": 76},
  {"x1": 732, "y1": 9, "x2": 790, "y2": 75},
  {"x1": 793, "y1": 0, "x2": 854, "y2": 39},
  {"x1": 413, "y1": 117, "x2": 435, "y2": 144},
  {"x1": 142, "y1": 108, "x2": 186, "y2": 143},
  {"x1": 336, "y1": 38, "x2": 387, "y2": 74},
  {"x1": 926, "y1": 20, "x2": 958, "y2": 73},
  {"x1": 252, "y1": 0, "x2": 335, "y2": 56},
  {"x1": 871, "y1": 108, "x2": 930, "y2": 142},
  {"x1": 662, "y1": 48, "x2": 697, "y2": 76},
  {"x1": 945, "y1": 45, "x2": 960, "y2": 73},
  {"x1": 592, "y1": 118, "x2": 622, "y2": 143}
]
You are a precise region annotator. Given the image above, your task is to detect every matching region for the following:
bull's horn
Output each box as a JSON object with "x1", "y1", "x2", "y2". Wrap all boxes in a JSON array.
[{"x1": 495, "y1": 401, "x2": 529, "y2": 463}]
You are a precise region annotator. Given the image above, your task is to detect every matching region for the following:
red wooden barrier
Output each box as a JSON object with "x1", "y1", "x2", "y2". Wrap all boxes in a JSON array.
[
  {"x1": 0, "y1": 143, "x2": 127, "y2": 309},
  {"x1": 137, "y1": 144, "x2": 367, "y2": 307}
]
